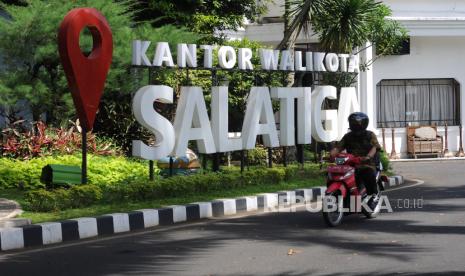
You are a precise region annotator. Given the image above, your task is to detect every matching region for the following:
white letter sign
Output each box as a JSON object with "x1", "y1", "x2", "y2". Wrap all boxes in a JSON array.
[
  {"x1": 311, "y1": 86, "x2": 339, "y2": 142},
  {"x1": 242, "y1": 87, "x2": 279, "y2": 149},
  {"x1": 153, "y1": 42, "x2": 174, "y2": 67},
  {"x1": 337, "y1": 87, "x2": 360, "y2": 140},
  {"x1": 132, "y1": 85, "x2": 175, "y2": 160},
  {"x1": 177, "y1": 44, "x2": 197, "y2": 68},
  {"x1": 218, "y1": 46, "x2": 237, "y2": 69},
  {"x1": 211, "y1": 86, "x2": 243, "y2": 152},
  {"x1": 271, "y1": 87, "x2": 302, "y2": 146},
  {"x1": 173, "y1": 87, "x2": 216, "y2": 156}
]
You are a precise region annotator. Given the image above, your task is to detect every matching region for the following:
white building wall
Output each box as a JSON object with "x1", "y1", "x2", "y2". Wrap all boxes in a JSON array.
[
  {"x1": 383, "y1": 0, "x2": 465, "y2": 17},
  {"x1": 233, "y1": 0, "x2": 465, "y2": 158},
  {"x1": 263, "y1": 0, "x2": 284, "y2": 18},
  {"x1": 373, "y1": 36, "x2": 465, "y2": 156},
  {"x1": 369, "y1": 0, "x2": 465, "y2": 157}
]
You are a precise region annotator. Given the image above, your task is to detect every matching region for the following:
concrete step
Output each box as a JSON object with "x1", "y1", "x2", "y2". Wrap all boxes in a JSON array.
[
  {"x1": 0, "y1": 198, "x2": 22, "y2": 217},
  {"x1": 0, "y1": 218, "x2": 31, "y2": 228},
  {"x1": 0, "y1": 198, "x2": 25, "y2": 228}
]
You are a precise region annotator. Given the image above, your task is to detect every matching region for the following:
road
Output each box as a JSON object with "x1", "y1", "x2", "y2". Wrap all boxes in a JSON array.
[{"x1": 1, "y1": 161, "x2": 465, "y2": 275}]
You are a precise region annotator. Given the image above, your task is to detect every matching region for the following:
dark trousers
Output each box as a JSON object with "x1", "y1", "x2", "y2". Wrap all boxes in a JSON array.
[{"x1": 355, "y1": 167, "x2": 378, "y2": 195}]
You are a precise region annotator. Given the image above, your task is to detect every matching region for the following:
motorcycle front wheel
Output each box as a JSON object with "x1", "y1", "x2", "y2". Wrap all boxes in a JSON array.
[
  {"x1": 362, "y1": 193, "x2": 381, "y2": 219},
  {"x1": 322, "y1": 191, "x2": 344, "y2": 227}
]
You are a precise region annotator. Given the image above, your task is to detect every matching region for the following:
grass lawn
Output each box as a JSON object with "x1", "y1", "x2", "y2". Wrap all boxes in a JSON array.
[{"x1": 1, "y1": 176, "x2": 324, "y2": 224}]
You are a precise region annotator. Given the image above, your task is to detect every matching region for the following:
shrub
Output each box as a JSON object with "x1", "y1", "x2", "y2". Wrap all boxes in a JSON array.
[
  {"x1": 24, "y1": 189, "x2": 60, "y2": 212},
  {"x1": 68, "y1": 185, "x2": 103, "y2": 208},
  {"x1": 1, "y1": 120, "x2": 121, "y2": 160},
  {"x1": 24, "y1": 185, "x2": 102, "y2": 211},
  {"x1": 0, "y1": 154, "x2": 152, "y2": 190},
  {"x1": 380, "y1": 150, "x2": 391, "y2": 171},
  {"x1": 23, "y1": 164, "x2": 322, "y2": 212},
  {"x1": 247, "y1": 146, "x2": 268, "y2": 166},
  {"x1": 284, "y1": 166, "x2": 297, "y2": 180},
  {"x1": 103, "y1": 181, "x2": 158, "y2": 202}
]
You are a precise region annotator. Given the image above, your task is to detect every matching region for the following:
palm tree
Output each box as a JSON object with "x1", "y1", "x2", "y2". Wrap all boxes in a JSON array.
[
  {"x1": 313, "y1": 0, "x2": 406, "y2": 87},
  {"x1": 311, "y1": 0, "x2": 380, "y2": 53},
  {"x1": 277, "y1": 0, "x2": 319, "y2": 50},
  {"x1": 278, "y1": 0, "x2": 322, "y2": 165},
  {"x1": 279, "y1": 0, "x2": 406, "y2": 60},
  {"x1": 278, "y1": 0, "x2": 406, "y2": 158}
]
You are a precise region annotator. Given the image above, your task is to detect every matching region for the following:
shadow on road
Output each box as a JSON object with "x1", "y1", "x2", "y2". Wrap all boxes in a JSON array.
[
  {"x1": 222, "y1": 272, "x2": 465, "y2": 276},
  {"x1": 1, "y1": 177, "x2": 465, "y2": 275}
]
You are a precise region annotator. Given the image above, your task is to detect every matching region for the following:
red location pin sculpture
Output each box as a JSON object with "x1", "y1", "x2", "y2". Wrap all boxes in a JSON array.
[{"x1": 58, "y1": 8, "x2": 113, "y2": 130}]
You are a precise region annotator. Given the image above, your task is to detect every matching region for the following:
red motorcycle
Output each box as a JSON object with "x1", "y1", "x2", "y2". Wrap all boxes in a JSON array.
[{"x1": 322, "y1": 153, "x2": 387, "y2": 227}]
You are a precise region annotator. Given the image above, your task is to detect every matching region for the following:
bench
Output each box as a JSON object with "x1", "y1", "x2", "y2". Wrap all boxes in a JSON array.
[
  {"x1": 407, "y1": 126, "x2": 443, "y2": 159},
  {"x1": 40, "y1": 164, "x2": 81, "y2": 188}
]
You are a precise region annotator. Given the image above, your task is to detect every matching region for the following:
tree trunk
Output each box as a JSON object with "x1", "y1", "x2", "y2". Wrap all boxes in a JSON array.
[{"x1": 283, "y1": 0, "x2": 295, "y2": 87}]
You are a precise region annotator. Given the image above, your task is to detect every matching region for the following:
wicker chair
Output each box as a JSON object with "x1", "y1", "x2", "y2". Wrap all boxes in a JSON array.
[{"x1": 407, "y1": 126, "x2": 443, "y2": 158}]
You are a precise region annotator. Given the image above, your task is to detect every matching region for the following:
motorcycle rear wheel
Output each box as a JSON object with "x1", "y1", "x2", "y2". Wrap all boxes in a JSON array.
[{"x1": 322, "y1": 191, "x2": 344, "y2": 227}]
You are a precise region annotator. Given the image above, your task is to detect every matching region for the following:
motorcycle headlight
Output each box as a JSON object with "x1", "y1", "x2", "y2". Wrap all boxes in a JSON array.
[{"x1": 335, "y1": 157, "x2": 349, "y2": 165}]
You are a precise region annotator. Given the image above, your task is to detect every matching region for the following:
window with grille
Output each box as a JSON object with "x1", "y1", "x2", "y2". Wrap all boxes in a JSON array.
[{"x1": 377, "y1": 79, "x2": 460, "y2": 128}]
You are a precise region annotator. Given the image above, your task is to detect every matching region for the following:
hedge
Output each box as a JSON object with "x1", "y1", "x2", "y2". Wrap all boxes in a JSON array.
[
  {"x1": 0, "y1": 154, "x2": 153, "y2": 190},
  {"x1": 25, "y1": 185, "x2": 103, "y2": 212},
  {"x1": 23, "y1": 165, "x2": 322, "y2": 212}
]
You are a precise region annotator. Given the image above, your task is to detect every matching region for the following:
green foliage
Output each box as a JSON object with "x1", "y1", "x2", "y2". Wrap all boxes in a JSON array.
[
  {"x1": 0, "y1": 154, "x2": 152, "y2": 190},
  {"x1": 311, "y1": 0, "x2": 380, "y2": 53},
  {"x1": 281, "y1": 0, "x2": 407, "y2": 89},
  {"x1": 130, "y1": 0, "x2": 269, "y2": 43},
  {"x1": 0, "y1": 0, "x2": 197, "y2": 128},
  {"x1": 0, "y1": 0, "x2": 124, "y2": 122},
  {"x1": 216, "y1": 39, "x2": 286, "y2": 131},
  {"x1": 112, "y1": 38, "x2": 285, "y2": 152},
  {"x1": 311, "y1": 0, "x2": 407, "y2": 54},
  {"x1": 94, "y1": 24, "x2": 199, "y2": 153},
  {"x1": 1, "y1": 120, "x2": 122, "y2": 159},
  {"x1": 278, "y1": 0, "x2": 321, "y2": 49},
  {"x1": 247, "y1": 146, "x2": 268, "y2": 166},
  {"x1": 67, "y1": 185, "x2": 103, "y2": 208},
  {"x1": 24, "y1": 189, "x2": 57, "y2": 212},
  {"x1": 152, "y1": 39, "x2": 286, "y2": 134},
  {"x1": 369, "y1": 5, "x2": 408, "y2": 56},
  {"x1": 23, "y1": 164, "x2": 321, "y2": 211},
  {"x1": 380, "y1": 150, "x2": 390, "y2": 171},
  {"x1": 0, "y1": 0, "x2": 26, "y2": 6},
  {"x1": 0, "y1": 1, "x2": 276, "y2": 154},
  {"x1": 24, "y1": 184, "x2": 102, "y2": 211},
  {"x1": 281, "y1": 0, "x2": 407, "y2": 60}
]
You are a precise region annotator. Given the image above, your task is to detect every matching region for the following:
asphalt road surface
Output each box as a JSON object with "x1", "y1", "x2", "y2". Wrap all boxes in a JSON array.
[{"x1": 1, "y1": 161, "x2": 465, "y2": 276}]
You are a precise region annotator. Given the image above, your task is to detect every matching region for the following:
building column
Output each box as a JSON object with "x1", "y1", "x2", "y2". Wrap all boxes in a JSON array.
[{"x1": 358, "y1": 42, "x2": 375, "y2": 130}]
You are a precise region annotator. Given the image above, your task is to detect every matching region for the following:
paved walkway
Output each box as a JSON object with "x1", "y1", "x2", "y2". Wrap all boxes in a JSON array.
[
  {"x1": 0, "y1": 198, "x2": 28, "y2": 228},
  {"x1": 0, "y1": 198, "x2": 19, "y2": 219}
]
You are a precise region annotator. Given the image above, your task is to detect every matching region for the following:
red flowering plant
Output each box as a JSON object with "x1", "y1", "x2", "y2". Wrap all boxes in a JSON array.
[{"x1": 1, "y1": 120, "x2": 121, "y2": 160}]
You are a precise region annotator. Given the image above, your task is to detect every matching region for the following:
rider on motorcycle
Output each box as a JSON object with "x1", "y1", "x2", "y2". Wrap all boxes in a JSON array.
[{"x1": 330, "y1": 112, "x2": 382, "y2": 207}]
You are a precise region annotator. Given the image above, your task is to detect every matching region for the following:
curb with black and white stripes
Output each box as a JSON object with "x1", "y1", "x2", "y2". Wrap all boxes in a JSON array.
[
  {"x1": 384, "y1": 175, "x2": 404, "y2": 189},
  {"x1": 0, "y1": 175, "x2": 404, "y2": 252}
]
